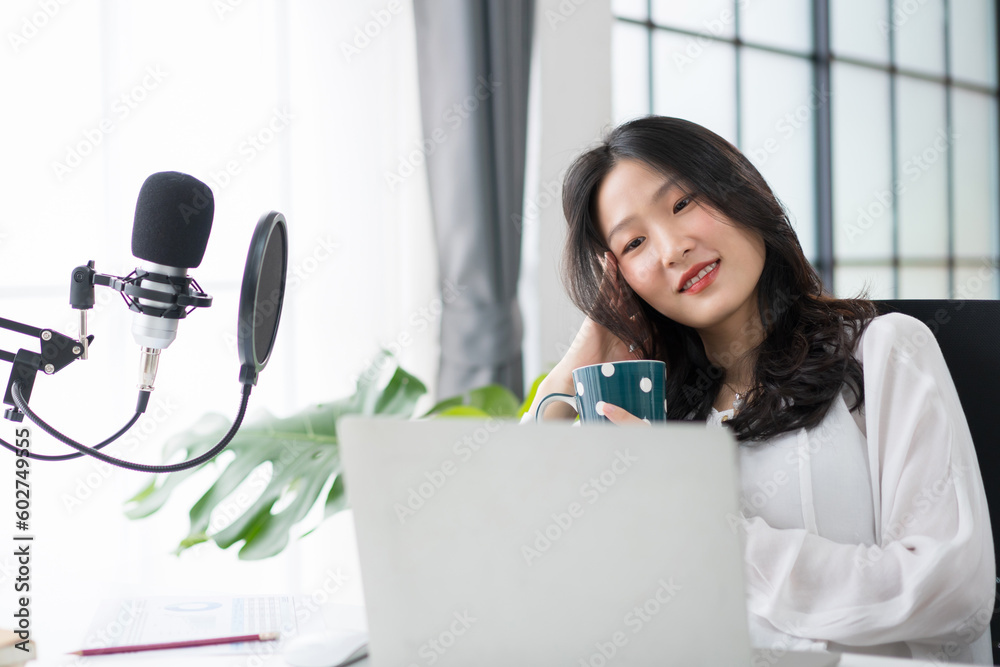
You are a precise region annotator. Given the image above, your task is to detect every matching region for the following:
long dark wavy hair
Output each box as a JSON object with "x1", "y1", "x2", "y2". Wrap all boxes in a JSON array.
[{"x1": 562, "y1": 116, "x2": 879, "y2": 442}]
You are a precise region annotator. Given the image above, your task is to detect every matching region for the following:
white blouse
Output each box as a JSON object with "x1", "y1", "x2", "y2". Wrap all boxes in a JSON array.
[{"x1": 709, "y1": 313, "x2": 995, "y2": 663}]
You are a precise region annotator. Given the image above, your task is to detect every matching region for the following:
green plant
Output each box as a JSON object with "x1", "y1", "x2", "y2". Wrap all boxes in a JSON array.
[{"x1": 126, "y1": 351, "x2": 545, "y2": 560}]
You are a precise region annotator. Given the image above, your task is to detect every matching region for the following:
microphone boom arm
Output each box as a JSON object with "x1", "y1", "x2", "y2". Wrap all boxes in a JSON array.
[{"x1": 0, "y1": 316, "x2": 92, "y2": 422}]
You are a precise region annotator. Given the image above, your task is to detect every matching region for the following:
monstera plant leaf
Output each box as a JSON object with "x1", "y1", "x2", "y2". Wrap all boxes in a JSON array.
[{"x1": 126, "y1": 351, "x2": 532, "y2": 560}]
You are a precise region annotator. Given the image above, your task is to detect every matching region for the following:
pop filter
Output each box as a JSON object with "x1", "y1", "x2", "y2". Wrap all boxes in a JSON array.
[{"x1": 238, "y1": 211, "x2": 288, "y2": 386}]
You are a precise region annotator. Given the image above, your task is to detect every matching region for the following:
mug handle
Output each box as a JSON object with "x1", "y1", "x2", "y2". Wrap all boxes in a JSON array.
[{"x1": 535, "y1": 393, "x2": 577, "y2": 422}]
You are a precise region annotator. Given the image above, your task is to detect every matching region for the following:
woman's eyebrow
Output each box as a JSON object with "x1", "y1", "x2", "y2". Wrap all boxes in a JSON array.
[
  {"x1": 649, "y1": 178, "x2": 677, "y2": 206},
  {"x1": 606, "y1": 178, "x2": 677, "y2": 245}
]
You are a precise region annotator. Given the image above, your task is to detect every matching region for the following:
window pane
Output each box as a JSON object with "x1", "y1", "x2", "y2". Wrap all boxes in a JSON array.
[
  {"x1": 741, "y1": 50, "x2": 816, "y2": 262},
  {"x1": 651, "y1": 0, "x2": 735, "y2": 38},
  {"x1": 893, "y1": 0, "x2": 945, "y2": 76},
  {"x1": 952, "y1": 90, "x2": 999, "y2": 259},
  {"x1": 955, "y1": 262, "x2": 999, "y2": 299},
  {"x1": 833, "y1": 64, "x2": 893, "y2": 260},
  {"x1": 898, "y1": 265, "x2": 949, "y2": 298},
  {"x1": 830, "y1": 0, "x2": 890, "y2": 64},
  {"x1": 896, "y1": 78, "x2": 948, "y2": 259},
  {"x1": 950, "y1": 0, "x2": 997, "y2": 87},
  {"x1": 652, "y1": 31, "x2": 737, "y2": 144},
  {"x1": 740, "y1": 0, "x2": 812, "y2": 54},
  {"x1": 612, "y1": 0, "x2": 648, "y2": 21},
  {"x1": 613, "y1": 21, "x2": 651, "y2": 124},
  {"x1": 834, "y1": 264, "x2": 895, "y2": 299}
]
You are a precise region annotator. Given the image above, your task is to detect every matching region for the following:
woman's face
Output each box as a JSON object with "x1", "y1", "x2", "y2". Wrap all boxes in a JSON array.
[{"x1": 596, "y1": 159, "x2": 766, "y2": 334}]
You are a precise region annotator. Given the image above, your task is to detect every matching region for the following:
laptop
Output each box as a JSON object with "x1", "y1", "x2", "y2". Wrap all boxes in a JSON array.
[{"x1": 339, "y1": 417, "x2": 840, "y2": 667}]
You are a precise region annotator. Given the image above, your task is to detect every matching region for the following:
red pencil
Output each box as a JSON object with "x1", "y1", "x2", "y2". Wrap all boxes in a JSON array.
[{"x1": 69, "y1": 631, "x2": 280, "y2": 656}]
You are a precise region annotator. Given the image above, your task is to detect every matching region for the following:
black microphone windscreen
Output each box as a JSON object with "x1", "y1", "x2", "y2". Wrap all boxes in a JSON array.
[{"x1": 131, "y1": 172, "x2": 214, "y2": 268}]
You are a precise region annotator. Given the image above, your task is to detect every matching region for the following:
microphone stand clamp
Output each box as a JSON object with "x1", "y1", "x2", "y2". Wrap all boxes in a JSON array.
[{"x1": 0, "y1": 319, "x2": 92, "y2": 422}]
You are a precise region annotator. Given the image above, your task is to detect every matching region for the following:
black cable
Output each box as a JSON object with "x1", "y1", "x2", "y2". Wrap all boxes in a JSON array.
[
  {"x1": 11, "y1": 381, "x2": 252, "y2": 473},
  {"x1": 0, "y1": 410, "x2": 142, "y2": 461}
]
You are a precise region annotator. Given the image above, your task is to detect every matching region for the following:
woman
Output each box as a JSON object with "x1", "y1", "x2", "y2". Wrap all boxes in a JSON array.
[{"x1": 528, "y1": 116, "x2": 995, "y2": 663}]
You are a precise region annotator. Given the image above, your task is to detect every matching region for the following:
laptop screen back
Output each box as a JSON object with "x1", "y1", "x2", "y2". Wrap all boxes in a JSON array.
[{"x1": 340, "y1": 418, "x2": 751, "y2": 667}]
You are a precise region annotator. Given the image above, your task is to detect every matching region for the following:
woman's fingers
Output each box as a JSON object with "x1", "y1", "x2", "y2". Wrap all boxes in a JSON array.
[{"x1": 596, "y1": 401, "x2": 649, "y2": 426}]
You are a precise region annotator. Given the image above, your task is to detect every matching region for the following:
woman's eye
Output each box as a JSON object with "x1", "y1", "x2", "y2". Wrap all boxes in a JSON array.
[
  {"x1": 673, "y1": 196, "x2": 691, "y2": 213},
  {"x1": 623, "y1": 237, "x2": 644, "y2": 253}
]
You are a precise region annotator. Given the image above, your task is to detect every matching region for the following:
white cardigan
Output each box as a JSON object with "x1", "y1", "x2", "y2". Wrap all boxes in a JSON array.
[{"x1": 711, "y1": 313, "x2": 995, "y2": 663}]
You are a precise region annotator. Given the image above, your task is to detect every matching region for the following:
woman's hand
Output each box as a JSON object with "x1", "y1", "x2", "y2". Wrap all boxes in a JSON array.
[
  {"x1": 529, "y1": 254, "x2": 638, "y2": 421},
  {"x1": 562, "y1": 315, "x2": 635, "y2": 370},
  {"x1": 527, "y1": 317, "x2": 634, "y2": 421},
  {"x1": 559, "y1": 253, "x2": 636, "y2": 369},
  {"x1": 598, "y1": 402, "x2": 650, "y2": 426},
  {"x1": 529, "y1": 252, "x2": 635, "y2": 419}
]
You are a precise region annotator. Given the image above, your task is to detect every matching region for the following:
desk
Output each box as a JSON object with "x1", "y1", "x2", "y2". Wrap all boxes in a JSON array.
[
  {"x1": 23, "y1": 588, "x2": 983, "y2": 667},
  {"x1": 19, "y1": 651, "x2": 986, "y2": 666},
  {"x1": 21, "y1": 644, "x2": 983, "y2": 666}
]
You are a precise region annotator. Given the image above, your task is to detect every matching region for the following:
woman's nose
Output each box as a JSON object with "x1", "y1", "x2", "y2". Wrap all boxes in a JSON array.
[
  {"x1": 630, "y1": 227, "x2": 692, "y2": 282},
  {"x1": 649, "y1": 225, "x2": 693, "y2": 267}
]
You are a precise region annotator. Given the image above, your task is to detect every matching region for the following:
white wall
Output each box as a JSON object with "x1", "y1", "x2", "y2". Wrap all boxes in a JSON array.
[{"x1": 519, "y1": 0, "x2": 614, "y2": 389}]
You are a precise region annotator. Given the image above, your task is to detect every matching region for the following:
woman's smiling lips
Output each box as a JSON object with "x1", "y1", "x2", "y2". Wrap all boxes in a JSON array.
[{"x1": 679, "y1": 259, "x2": 720, "y2": 294}]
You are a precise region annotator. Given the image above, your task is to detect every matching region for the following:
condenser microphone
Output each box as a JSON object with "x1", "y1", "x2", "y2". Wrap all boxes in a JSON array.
[{"x1": 129, "y1": 171, "x2": 214, "y2": 391}]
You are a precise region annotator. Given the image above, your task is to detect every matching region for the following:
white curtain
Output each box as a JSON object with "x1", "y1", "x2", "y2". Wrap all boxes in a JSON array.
[{"x1": 0, "y1": 0, "x2": 437, "y2": 644}]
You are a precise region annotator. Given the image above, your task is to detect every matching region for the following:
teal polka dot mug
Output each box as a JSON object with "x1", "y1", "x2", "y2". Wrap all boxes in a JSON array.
[{"x1": 534, "y1": 360, "x2": 667, "y2": 423}]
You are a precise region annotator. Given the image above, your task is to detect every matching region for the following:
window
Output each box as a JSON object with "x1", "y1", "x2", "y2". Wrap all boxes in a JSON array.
[{"x1": 611, "y1": 0, "x2": 999, "y2": 300}]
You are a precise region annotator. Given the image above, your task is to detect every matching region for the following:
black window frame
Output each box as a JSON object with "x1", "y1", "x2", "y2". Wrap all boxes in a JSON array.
[{"x1": 613, "y1": 0, "x2": 1000, "y2": 298}]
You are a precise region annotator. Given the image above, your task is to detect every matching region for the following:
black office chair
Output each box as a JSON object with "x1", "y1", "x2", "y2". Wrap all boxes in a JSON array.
[{"x1": 875, "y1": 300, "x2": 1000, "y2": 664}]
